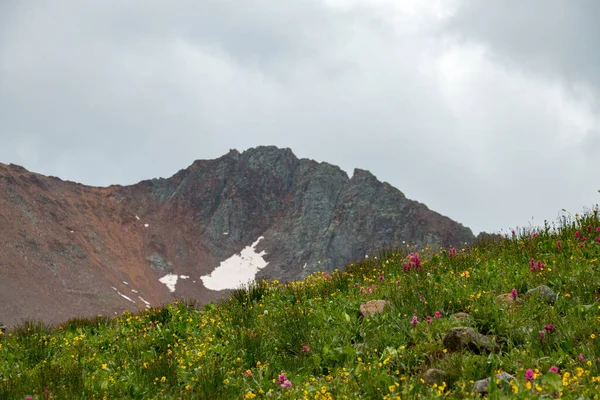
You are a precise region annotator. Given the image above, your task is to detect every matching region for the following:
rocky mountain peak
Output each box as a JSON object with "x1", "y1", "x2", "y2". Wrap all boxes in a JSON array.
[{"x1": 0, "y1": 147, "x2": 474, "y2": 326}]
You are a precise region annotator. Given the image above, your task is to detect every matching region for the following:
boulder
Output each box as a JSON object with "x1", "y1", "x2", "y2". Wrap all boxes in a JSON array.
[
  {"x1": 359, "y1": 300, "x2": 390, "y2": 317},
  {"x1": 472, "y1": 372, "x2": 516, "y2": 394},
  {"x1": 423, "y1": 368, "x2": 448, "y2": 385},
  {"x1": 495, "y1": 293, "x2": 516, "y2": 305},
  {"x1": 443, "y1": 327, "x2": 497, "y2": 354},
  {"x1": 450, "y1": 312, "x2": 471, "y2": 321},
  {"x1": 525, "y1": 285, "x2": 557, "y2": 304}
]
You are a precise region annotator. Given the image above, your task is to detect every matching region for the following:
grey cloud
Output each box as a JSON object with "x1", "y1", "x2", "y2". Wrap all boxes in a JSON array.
[
  {"x1": 445, "y1": 0, "x2": 600, "y2": 108},
  {"x1": 0, "y1": 1, "x2": 598, "y2": 234}
]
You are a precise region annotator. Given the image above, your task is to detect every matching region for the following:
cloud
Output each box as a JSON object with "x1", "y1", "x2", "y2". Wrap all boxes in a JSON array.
[{"x1": 0, "y1": 0, "x2": 598, "y2": 234}]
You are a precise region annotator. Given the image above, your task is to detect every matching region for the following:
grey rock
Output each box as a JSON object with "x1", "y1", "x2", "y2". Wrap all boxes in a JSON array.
[
  {"x1": 443, "y1": 327, "x2": 497, "y2": 354},
  {"x1": 525, "y1": 285, "x2": 557, "y2": 304},
  {"x1": 423, "y1": 368, "x2": 448, "y2": 385},
  {"x1": 451, "y1": 312, "x2": 471, "y2": 321},
  {"x1": 359, "y1": 300, "x2": 390, "y2": 317},
  {"x1": 472, "y1": 372, "x2": 516, "y2": 394},
  {"x1": 156, "y1": 146, "x2": 475, "y2": 282},
  {"x1": 146, "y1": 253, "x2": 174, "y2": 274}
]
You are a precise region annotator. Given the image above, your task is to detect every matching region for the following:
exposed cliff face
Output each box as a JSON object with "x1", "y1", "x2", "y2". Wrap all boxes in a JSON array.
[{"x1": 0, "y1": 146, "x2": 474, "y2": 326}]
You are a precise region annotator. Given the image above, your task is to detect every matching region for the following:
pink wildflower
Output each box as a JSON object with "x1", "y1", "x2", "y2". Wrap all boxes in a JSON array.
[
  {"x1": 396, "y1": 279, "x2": 401, "y2": 285},
  {"x1": 302, "y1": 345, "x2": 310, "y2": 353},
  {"x1": 426, "y1": 315, "x2": 432, "y2": 325},
  {"x1": 410, "y1": 316, "x2": 419, "y2": 326},
  {"x1": 579, "y1": 353, "x2": 585, "y2": 361},
  {"x1": 544, "y1": 324, "x2": 555, "y2": 332},
  {"x1": 595, "y1": 237, "x2": 600, "y2": 243},
  {"x1": 378, "y1": 275, "x2": 384, "y2": 281},
  {"x1": 588, "y1": 225, "x2": 593, "y2": 231},
  {"x1": 575, "y1": 231, "x2": 581, "y2": 239},
  {"x1": 524, "y1": 369, "x2": 535, "y2": 382},
  {"x1": 449, "y1": 247, "x2": 457, "y2": 257},
  {"x1": 281, "y1": 380, "x2": 293, "y2": 389},
  {"x1": 511, "y1": 288, "x2": 518, "y2": 299},
  {"x1": 244, "y1": 370, "x2": 252, "y2": 377},
  {"x1": 597, "y1": 227, "x2": 600, "y2": 233},
  {"x1": 556, "y1": 240, "x2": 561, "y2": 249},
  {"x1": 548, "y1": 366, "x2": 559, "y2": 374},
  {"x1": 279, "y1": 373, "x2": 288, "y2": 384},
  {"x1": 539, "y1": 330, "x2": 545, "y2": 341},
  {"x1": 434, "y1": 311, "x2": 442, "y2": 319}
]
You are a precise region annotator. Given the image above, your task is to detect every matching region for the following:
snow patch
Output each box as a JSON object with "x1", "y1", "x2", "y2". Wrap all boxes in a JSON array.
[
  {"x1": 138, "y1": 296, "x2": 151, "y2": 308},
  {"x1": 180, "y1": 275, "x2": 190, "y2": 279},
  {"x1": 123, "y1": 281, "x2": 129, "y2": 285},
  {"x1": 131, "y1": 289, "x2": 138, "y2": 294},
  {"x1": 303, "y1": 263, "x2": 307, "y2": 269},
  {"x1": 223, "y1": 232, "x2": 229, "y2": 235},
  {"x1": 159, "y1": 274, "x2": 178, "y2": 292},
  {"x1": 135, "y1": 215, "x2": 140, "y2": 220},
  {"x1": 111, "y1": 286, "x2": 136, "y2": 304},
  {"x1": 144, "y1": 223, "x2": 149, "y2": 228},
  {"x1": 201, "y1": 236, "x2": 269, "y2": 291}
]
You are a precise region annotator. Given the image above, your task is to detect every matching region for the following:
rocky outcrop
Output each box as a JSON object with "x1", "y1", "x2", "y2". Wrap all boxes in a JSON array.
[
  {"x1": 0, "y1": 146, "x2": 475, "y2": 326},
  {"x1": 443, "y1": 327, "x2": 498, "y2": 354}
]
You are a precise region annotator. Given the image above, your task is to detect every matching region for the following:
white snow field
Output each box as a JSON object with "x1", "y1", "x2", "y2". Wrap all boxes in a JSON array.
[{"x1": 200, "y1": 236, "x2": 269, "y2": 291}]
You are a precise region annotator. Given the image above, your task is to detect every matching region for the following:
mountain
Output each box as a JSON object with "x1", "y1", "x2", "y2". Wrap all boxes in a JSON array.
[{"x1": 0, "y1": 146, "x2": 474, "y2": 326}]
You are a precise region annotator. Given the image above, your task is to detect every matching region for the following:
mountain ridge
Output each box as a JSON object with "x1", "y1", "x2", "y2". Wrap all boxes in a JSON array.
[{"x1": 0, "y1": 146, "x2": 474, "y2": 326}]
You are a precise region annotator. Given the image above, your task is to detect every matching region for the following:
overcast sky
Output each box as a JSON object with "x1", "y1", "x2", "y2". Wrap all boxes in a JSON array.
[{"x1": 1, "y1": 0, "x2": 599, "y2": 234}]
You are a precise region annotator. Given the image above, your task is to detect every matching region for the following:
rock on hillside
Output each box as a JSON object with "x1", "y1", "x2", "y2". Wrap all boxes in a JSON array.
[{"x1": 0, "y1": 146, "x2": 474, "y2": 326}]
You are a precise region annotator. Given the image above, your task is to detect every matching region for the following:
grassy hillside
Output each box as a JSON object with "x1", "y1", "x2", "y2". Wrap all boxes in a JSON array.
[{"x1": 1, "y1": 209, "x2": 600, "y2": 399}]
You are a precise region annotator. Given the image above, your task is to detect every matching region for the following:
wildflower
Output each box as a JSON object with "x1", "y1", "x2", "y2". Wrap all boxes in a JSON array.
[
  {"x1": 302, "y1": 345, "x2": 310, "y2": 353},
  {"x1": 426, "y1": 315, "x2": 432, "y2": 325},
  {"x1": 449, "y1": 247, "x2": 457, "y2": 257},
  {"x1": 279, "y1": 373, "x2": 287, "y2": 384},
  {"x1": 511, "y1": 288, "x2": 518, "y2": 299},
  {"x1": 597, "y1": 227, "x2": 600, "y2": 233},
  {"x1": 538, "y1": 330, "x2": 545, "y2": 341},
  {"x1": 434, "y1": 311, "x2": 442, "y2": 319},
  {"x1": 378, "y1": 275, "x2": 384, "y2": 281},
  {"x1": 26, "y1": 397, "x2": 32, "y2": 400},
  {"x1": 588, "y1": 225, "x2": 593, "y2": 231},
  {"x1": 244, "y1": 370, "x2": 252, "y2": 377},
  {"x1": 544, "y1": 324, "x2": 555, "y2": 332},
  {"x1": 410, "y1": 316, "x2": 419, "y2": 326},
  {"x1": 575, "y1": 231, "x2": 581, "y2": 239},
  {"x1": 396, "y1": 280, "x2": 401, "y2": 285},
  {"x1": 549, "y1": 366, "x2": 559, "y2": 374},
  {"x1": 524, "y1": 369, "x2": 535, "y2": 382},
  {"x1": 43, "y1": 390, "x2": 51, "y2": 400},
  {"x1": 556, "y1": 240, "x2": 561, "y2": 249},
  {"x1": 579, "y1": 353, "x2": 585, "y2": 361},
  {"x1": 281, "y1": 380, "x2": 293, "y2": 388},
  {"x1": 595, "y1": 237, "x2": 600, "y2": 243}
]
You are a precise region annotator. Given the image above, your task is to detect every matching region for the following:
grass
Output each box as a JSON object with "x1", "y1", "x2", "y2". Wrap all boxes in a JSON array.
[{"x1": 1, "y1": 208, "x2": 600, "y2": 399}]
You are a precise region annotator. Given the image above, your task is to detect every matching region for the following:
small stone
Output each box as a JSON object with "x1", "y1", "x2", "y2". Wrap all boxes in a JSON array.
[
  {"x1": 451, "y1": 312, "x2": 471, "y2": 321},
  {"x1": 359, "y1": 300, "x2": 390, "y2": 317},
  {"x1": 443, "y1": 327, "x2": 497, "y2": 354},
  {"x1": 525, "y1": 285, "x2": 557, "y2": 304},
  {"x1": 423, "y1": 368, "x2": 448, "y2": 385},
  {"x1": 495, "y1": 293, "x2": 516, "y2": 305},
  {"x1": 472, "y1": 372, "x2": 516, "y2": 394}
]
